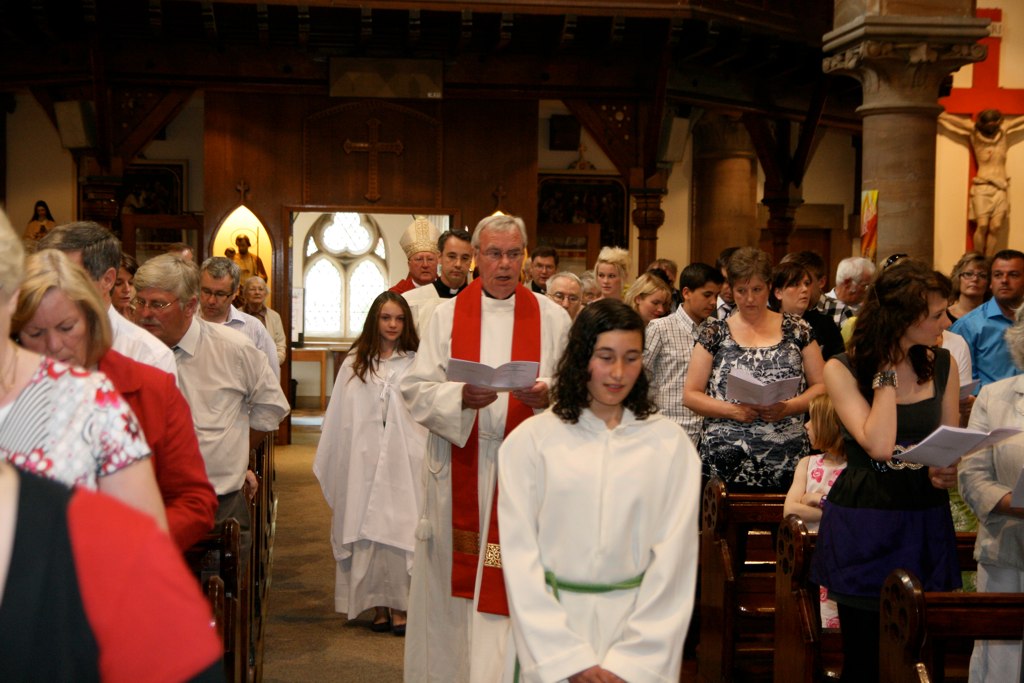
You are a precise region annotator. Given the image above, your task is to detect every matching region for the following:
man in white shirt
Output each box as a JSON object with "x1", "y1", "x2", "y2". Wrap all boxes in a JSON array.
[
  {"x1": 133, "y1": 255, "x2": 290, "y2": 557},
  {"x1": 199, "y1": 257, "x2": 281, "y2": 380},
  {"x1": 37, "y1": 222, "x2": 176, "y2": 376},
  {"x1": 401, "y1": 213, "x2": 570, "y2": 683}
]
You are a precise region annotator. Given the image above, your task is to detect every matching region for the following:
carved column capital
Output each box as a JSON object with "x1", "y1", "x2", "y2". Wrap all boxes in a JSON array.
[{"x1": 823, "y1": 15, "x2": 988, "y2": 115}]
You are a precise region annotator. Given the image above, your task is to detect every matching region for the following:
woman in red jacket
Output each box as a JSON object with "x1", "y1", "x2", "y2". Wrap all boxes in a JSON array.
[{"x1": 12, "y1": 249, "x2": 217, "y2": 550}]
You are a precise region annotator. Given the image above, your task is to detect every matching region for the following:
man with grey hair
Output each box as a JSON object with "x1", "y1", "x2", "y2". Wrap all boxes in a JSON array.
[
  {"x1": 545, "y1": 271, "x2": 584, "y2": 321},
  {"x1": 401, "y1": 213, "x2": 571, "y2": 683},
  {"x1": 134, "y1": 254, "x2": 289, "y2": 558},
  {"x1": 38, "y1": 222, "x2": 176, "y2": 376},
  {"x1": 199, "y1": 256, "x2": 280, "y2": 380},
  {"x1": 817, "y1": 256, "x2": 876, "y2": 326}
]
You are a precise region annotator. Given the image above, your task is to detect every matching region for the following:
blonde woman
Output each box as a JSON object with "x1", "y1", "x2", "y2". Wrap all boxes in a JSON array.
[
  {"x1": 625, "y1": 272, "x2": 673, "y2": 325},
  {"x1": 594, "y1": 246, "x2": 629, "y2": 301}
]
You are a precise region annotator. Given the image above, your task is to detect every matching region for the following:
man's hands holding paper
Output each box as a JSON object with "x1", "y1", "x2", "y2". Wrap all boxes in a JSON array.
[
  {"x1": 462, "y1": 383, "x2": 499, "y2": 410},
  {"x1": 511, "y1": 380, "x2": 550, "y2": 409}
]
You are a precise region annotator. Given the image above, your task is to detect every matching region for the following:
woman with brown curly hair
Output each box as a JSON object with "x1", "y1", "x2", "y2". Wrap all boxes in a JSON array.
[
  {"x1": 811, "y1": 259, "x2": 961, "y2": 682},
  {"x1": 497, "y1": 299, "x2": 701, "y2": 683}
]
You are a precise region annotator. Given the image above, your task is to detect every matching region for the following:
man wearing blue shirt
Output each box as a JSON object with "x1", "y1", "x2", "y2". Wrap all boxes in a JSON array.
[{"x1": 951, "y1": 249, "x2": 1024, "y2": 390}]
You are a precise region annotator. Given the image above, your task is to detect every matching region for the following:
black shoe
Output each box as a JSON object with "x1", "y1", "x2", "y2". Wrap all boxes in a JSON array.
[
  {"x1": 392, "y1": 623, "x2": 406, "y2": 637},
  {"x1": 370, "y1": 616, "x2": 391, "y2": 633}
]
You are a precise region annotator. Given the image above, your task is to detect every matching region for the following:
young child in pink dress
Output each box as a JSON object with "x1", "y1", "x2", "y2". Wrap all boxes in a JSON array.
[{"x1": 783, "y1": 394, "x2": 847, "y2": 628}]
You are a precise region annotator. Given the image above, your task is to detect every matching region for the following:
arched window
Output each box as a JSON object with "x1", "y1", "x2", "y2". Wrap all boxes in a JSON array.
[{"x1": 303, "y1": 212, "x2": 387, "y2": 339}]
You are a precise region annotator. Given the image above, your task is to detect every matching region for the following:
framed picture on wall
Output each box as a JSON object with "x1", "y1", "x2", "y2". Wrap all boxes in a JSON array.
[
  {"x1": 120, "y1": 160, "x2": 188, "y2": 215},
  {"x1": 538, "y1": 174, "x2": 627, "y2": 248}
]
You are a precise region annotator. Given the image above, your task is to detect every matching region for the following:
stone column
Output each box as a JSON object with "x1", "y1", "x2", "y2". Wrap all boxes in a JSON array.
[
  {"x1": 824, "y1": 10, "x2": 987, "y2": 263},
  {"x1": 692, "y1": 113, "x2": 759, "y2": 266}
]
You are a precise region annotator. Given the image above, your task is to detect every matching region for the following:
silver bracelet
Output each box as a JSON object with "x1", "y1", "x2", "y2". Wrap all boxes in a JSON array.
[{"x1": 872, "y1": 370, "x2": 898, "y2": 390}]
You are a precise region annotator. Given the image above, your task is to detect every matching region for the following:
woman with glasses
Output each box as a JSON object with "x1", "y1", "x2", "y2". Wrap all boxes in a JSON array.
[
  {"x1": 12, "y1": 248, "x2": 216, "y2": 550},
  {"x1": 947, "y1": 251, "x2": 990, "y2": 323}
]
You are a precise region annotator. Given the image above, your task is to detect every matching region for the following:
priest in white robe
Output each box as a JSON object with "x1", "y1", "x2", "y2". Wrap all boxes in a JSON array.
[{"x1": 401, "y1": 214, "x2": 571, "y2": 683}]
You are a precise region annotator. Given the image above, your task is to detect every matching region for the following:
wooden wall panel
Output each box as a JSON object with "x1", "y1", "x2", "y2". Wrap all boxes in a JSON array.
[
  {"x1": 442, "y1": 99, "x2": 538, "y2": 242},
  {"x1": 303, "y1": 100, "x2": 442, "y2": 207}
]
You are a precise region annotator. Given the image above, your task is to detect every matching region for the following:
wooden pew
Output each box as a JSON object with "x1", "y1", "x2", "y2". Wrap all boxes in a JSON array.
[
  {"x1": 246, "y1": 432, "x2": 276, "y2": 683},
  {"x1": 697, "y1": 478, "x2": 786, "y2": 683},
  {"x1": 880, "y1": 568, "x2": 1024, "y2": 683},
  {"x1": 773, "y1": 515, "x2": 841, "y2": 683},
  {"x1": 774, "y1": 514, "x2": 981, "y2": 683},
  {"x1": 185, "y1": 518, "x2": 245, "y2": 683}
]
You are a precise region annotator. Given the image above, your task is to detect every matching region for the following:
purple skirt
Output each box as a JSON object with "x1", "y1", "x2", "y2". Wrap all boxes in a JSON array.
[{"x1": 810, "y1": 501, "x2": 961, "y2": 602}]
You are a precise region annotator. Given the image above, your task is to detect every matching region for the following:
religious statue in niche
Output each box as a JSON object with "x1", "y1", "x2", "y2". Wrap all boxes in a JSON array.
[{"x1": 939, "y1": 109, "x2": 1024, "y2": 256}]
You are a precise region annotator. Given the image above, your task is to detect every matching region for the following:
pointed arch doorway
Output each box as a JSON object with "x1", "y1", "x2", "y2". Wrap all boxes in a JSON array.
[{"x1": 211, "y1": 205, "x2": 274, "y2": 295}]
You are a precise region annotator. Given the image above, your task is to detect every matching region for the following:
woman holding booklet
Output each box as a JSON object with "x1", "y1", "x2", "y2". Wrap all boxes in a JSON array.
[
  {"x1": 683, "y1": 247, "x2": 825, "y2": 492},
  {"x1": 810, "y1": 259, "x2": 961, "y2": 682}
]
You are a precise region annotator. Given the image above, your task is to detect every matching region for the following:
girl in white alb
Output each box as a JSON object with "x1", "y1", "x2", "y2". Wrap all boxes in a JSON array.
[{"x1": 498, "y1": 299, "x2": 702, "y2": 683}]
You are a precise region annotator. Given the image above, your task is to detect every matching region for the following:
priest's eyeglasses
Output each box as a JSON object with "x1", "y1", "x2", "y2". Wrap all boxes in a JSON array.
[
  {"x1": 550, "y1": 292, "x2": 580, "y2": 304},
  {"x1": 480, "y1": 249, "x2": 524, "y2": 263}
]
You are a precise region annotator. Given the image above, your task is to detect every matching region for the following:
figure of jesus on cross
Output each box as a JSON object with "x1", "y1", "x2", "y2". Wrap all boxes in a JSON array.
[{"x1": 940, "y1": 110, "x2": 1024, "y2": 257}]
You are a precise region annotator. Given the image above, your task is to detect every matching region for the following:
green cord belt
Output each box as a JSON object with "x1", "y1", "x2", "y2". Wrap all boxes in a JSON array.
[{"x1": 543, "y1": 569, "x2": 645, "y2": 599}]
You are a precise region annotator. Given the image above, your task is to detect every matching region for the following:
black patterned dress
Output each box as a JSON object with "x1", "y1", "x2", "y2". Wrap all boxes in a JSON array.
[{"x1": 696, "y1": 313, "x2": 814, "y2": 492}]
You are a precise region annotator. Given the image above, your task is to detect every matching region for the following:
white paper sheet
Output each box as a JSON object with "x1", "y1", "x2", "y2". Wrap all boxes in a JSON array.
[
  {"x1": 446, "y1": 358, "x2": 540, "y2": 391},
  {"x1": 725, "y1": 367, "x2": 802, "y2": 406},
  {"x1": 899, "y1": 425, "x2": 1024, "y2": 468}
]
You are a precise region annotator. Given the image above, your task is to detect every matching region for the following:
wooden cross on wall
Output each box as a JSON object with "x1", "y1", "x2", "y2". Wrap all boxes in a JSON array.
[
  {"x1": 343, "y1": 118, "x2": 404, "y2": 202},
  {"x1": 940, "y1": 8, "x2": 1024, "y2": 250}
]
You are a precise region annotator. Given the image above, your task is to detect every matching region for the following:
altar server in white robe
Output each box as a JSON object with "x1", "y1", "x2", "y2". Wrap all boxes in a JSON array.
[
  {"x1": 499, "y1": 299, "x2": 701, "y2": 683},
  {"x1": 401, "y1": 213, "x2": 571, "y2": 683},
  {"x1": 313, "y1": 291, "x2": 427, "y2": 635}
]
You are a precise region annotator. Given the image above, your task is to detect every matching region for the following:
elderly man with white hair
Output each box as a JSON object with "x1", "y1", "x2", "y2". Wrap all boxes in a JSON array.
[
  {"x1": 817, "y1": 256, "x2": 876, "y2": 326},
  {"x1": 544, "y1": 271, "x2": 584, "y2": 321},
  {"x1": 401, "y1": 213, "x2": 570, "y2": 683}
]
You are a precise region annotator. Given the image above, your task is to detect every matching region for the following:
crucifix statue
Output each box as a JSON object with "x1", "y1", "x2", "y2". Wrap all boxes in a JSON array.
[{"x1": 940, "y1": 110, "x2": 1024, "y2": 257}]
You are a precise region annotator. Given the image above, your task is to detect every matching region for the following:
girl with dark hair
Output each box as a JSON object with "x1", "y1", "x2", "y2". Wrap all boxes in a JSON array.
[
  {"x1": 24, "y1": 200, "x2": 56, "y2": 242},
  {"x1": 313, "y1": 291, "x2": 427, "y2": 636},
  {"x1": 497, "y1": 299, "x2": 701, "y2": 682},
  {"x1": 770, "y1": 261, "x2": 845, "y2": 360},
  {"x1": 810, "y1": 259, "x2": 960, "y2": 682}
]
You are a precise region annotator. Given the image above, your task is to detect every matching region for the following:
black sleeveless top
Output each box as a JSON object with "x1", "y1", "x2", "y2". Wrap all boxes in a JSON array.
[{"x1": 0, "y1": 471, "x2": 99, "y2": 682}]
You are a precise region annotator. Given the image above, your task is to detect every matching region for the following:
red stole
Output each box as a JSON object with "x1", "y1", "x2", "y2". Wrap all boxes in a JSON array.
[{"x1": 450, "y1": 278, "x2": 541, "y2": 616}]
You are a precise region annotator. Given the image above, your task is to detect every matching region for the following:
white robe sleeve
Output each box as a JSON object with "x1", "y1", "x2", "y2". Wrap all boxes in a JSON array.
[
  {"x1": 600, "y1": 435, "x2": 701, "y2": 683},
  {"x1": 400, "y1": 300, "x2": 478, "y2": 447}
]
